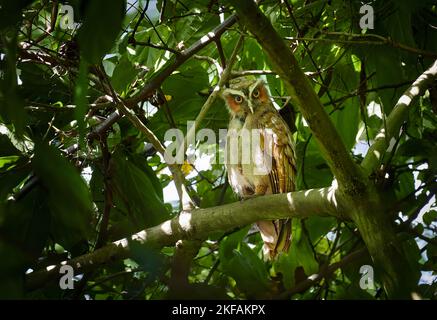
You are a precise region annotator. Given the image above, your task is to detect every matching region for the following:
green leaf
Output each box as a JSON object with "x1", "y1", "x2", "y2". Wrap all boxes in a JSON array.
[
  {"x1": 394, "y1": 171, "x2": 415, "y2": 200},
  {"x1": 134, "y1": 25, "x2": 173, "y2": 69},
  {"x1": 0, "y1": 165, "x2": 30, "y2": 200},
  {"x1": 221, "y1": 242, "x2": 270, "y2": 298},
  {"x1": 399, "y1": 233, "x2": 421, "y2": 285},
  {"x1": 89, "y1": 164, "x2": 105, "y2": 213},
  {"x1": 219, "y1": 227, "x2": 250, "y2": 260},
  {"x1": 293, "y1": 222, "x2": 319, "y2": 276},
  {"x1": 276, "y1": 221, "x2": 319, "y2": 289},
  {"x1": 171, "y1": 13, "x2": 219, "y2": 47},
  {"x1": 78, "y1": 0, "x2": 126, "y2": 64},
  {"x1": 32, "y1": 142, "x2": 93, "y2": 249},
  {"x1": 111, "y1": 55, "x2": 138, "y2": 94},
  {"x1": 363, "y1": 47, "x2": 412, "y2": 114},
  {"x1": 0, "y1": 189, "x2": 52, "y2": 299},
  {"x1": 73, "y1": 60, "x2": 89, "y2": 149},
  {"x1": 423, "y1": 210, "x2": 437, "y2": 226},
  {"x1": 296, "y1": 139, "x2": 333, "y2": 189},
  {"x1": 0, "y1": 188, "x2": 50, "y2": 256},
  {"x1": 0, "y1": 134, "x2": 22, "y2": 156},
  {"x1": 219, "y1": 227, "x2": 271, "y2": 297},
  {"x1": 0, "y1": 135, "x2": 30, "y2": 201},
  {"x1": 240, "y1": 37, "x2": 265, "y2": 70},
  {"x1": 275, "y1": 248, "x2": 300, "y2": 290},
  {"x1": 0, "y1": 241, "x2": 27, "y2": 299},
  {"x1": 0, "y1": 0, "x2": 34, "y2": 30},
  {"x1": 129, "y1": 241, "x2": 167, "y2": 280},
  {"x1": 330, "y1": 97, "x2": 360, "y2": 151},
  {"x1": 111, "y1": 150, "x2": 169, "y2": 229},
  {"x1": 130, "y1": 154, "x2": 164, "y2": 201},
  {"x1": 149, "y1": 61, "x2": 210, "y2": 139},
  {"x1": 397, "y1": 138, "x2": 434, "y2": 159},
  {"x1": 0, "y1": 156, "x2": 19, "y2": 170},
  {"x1": 0, "y1": 29, "x2": 26, "y2": 136},
  {"x1": 305, "y1": 216, "x2": 336, "y2": 244},
  {"x1": 18, "y1": 62, "x2": 71, "y2": 104}
]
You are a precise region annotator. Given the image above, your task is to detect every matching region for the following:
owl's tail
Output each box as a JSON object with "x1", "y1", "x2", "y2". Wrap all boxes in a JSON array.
[{"x1": 257, "y1": 219, "x2": 292, "y2": 260}]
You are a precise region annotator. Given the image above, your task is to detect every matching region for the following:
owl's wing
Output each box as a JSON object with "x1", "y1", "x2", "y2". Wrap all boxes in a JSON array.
[
  {"x1": 258, "y1": 110, "x2": 297, "y2": 194},
  {"x1": 257, "y1": 110, "x2": 297, "y2": 258}
]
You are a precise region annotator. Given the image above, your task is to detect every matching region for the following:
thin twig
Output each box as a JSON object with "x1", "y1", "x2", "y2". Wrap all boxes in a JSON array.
[
  {"x1": 194, "y1": 55, "x2": 223, "y2": 75},
  {"x1": 129, "y1": 39, "x2": 180, "y2": 55},
  {"x1": 285, "y1": 32, "x2": 437, "y2": 58},
  {"x1": 215, "y1": 39, "x2": 227, "y2": 68}
]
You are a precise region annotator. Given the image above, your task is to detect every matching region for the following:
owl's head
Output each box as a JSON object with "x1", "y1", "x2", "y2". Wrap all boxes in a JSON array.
[{"x1": 221, "y1": 77, "x2": 271, "y2": 117}]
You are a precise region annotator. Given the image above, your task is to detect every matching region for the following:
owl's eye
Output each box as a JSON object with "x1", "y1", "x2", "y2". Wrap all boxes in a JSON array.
[
  {"x1": 252, "y1": 89, "x2": 260, "y2": 99},
  {"x1": 234, "y1": 95, "x2": 243, "y2": 104}
]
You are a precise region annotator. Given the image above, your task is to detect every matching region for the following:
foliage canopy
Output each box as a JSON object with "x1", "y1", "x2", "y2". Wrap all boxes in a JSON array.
[{"x1": 0, "y1": 0, "x2": 436, "y2": 300}]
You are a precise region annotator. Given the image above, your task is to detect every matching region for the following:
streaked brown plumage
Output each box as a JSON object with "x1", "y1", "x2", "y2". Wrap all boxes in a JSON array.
[{"x1": 222, "y1": 77, "x2": 297, "y2": 259}]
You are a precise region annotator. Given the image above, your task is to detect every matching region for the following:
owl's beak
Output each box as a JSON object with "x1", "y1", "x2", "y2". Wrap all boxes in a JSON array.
[{"x1": 248, "y1": 102, "x2": 254, "y2": 114}]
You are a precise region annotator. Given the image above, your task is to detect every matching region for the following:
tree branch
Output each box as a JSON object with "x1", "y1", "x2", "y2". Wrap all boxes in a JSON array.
[
  {"x1": 128, "y1": 39, "x2": 181, "y2": 55},
  {"x1": 168, "y1": 240, "x2": 202, "y2": 298},
  {"x1": 231, "y1": 0, "x2": 366, "y2": 196},
  {"x1": 361, "y1": 60, "x2": 437, "y2": 174},
  {"x1": 230, "y1": 69, "x2": 275, "y2": 78},
  {"x1": 25, "y1": 186, "x2": 343, "y2": 291},
  {"x1": 285, "y1": 32, "x2": 437, "y2": 59},
  {"x1": 230, "y1": 69, "x2": 329, "y2": 79},
  {"x1": 128, "y1": 14, "x2": 237, "y2": 106}
]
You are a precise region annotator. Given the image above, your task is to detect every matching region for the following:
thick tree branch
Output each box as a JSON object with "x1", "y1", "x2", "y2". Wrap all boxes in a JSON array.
[
  {"x1": 231, "y1": 0, "x2": 366, "y2": 196},
  {"x1": 361, "y1": 60, "x2": 437, "y2": 174},
  {"x1": 168, "y1": 240, "x2": 202, "y2": 298},
  {"x1": 25, "y1": 187, "x2": 342, "y2": 291}
]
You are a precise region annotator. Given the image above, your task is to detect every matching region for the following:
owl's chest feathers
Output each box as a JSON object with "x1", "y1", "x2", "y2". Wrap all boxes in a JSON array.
[
  {"x1": 226, "y1": 114, "x2": 271, "y2": 196},
  {"x1": 227, "y1": 114, "x2": 260, "y2": 158}
]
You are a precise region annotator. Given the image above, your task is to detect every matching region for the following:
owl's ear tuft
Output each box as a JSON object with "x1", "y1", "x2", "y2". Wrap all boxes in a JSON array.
[{"x1": 222, "y1": 89, "x2": 241, "y2": 113}]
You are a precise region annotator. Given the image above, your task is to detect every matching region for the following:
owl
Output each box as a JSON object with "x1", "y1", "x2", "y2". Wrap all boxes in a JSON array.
[{"x1": 222, "y1": 77, "x2": 297, "y2": 259}]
